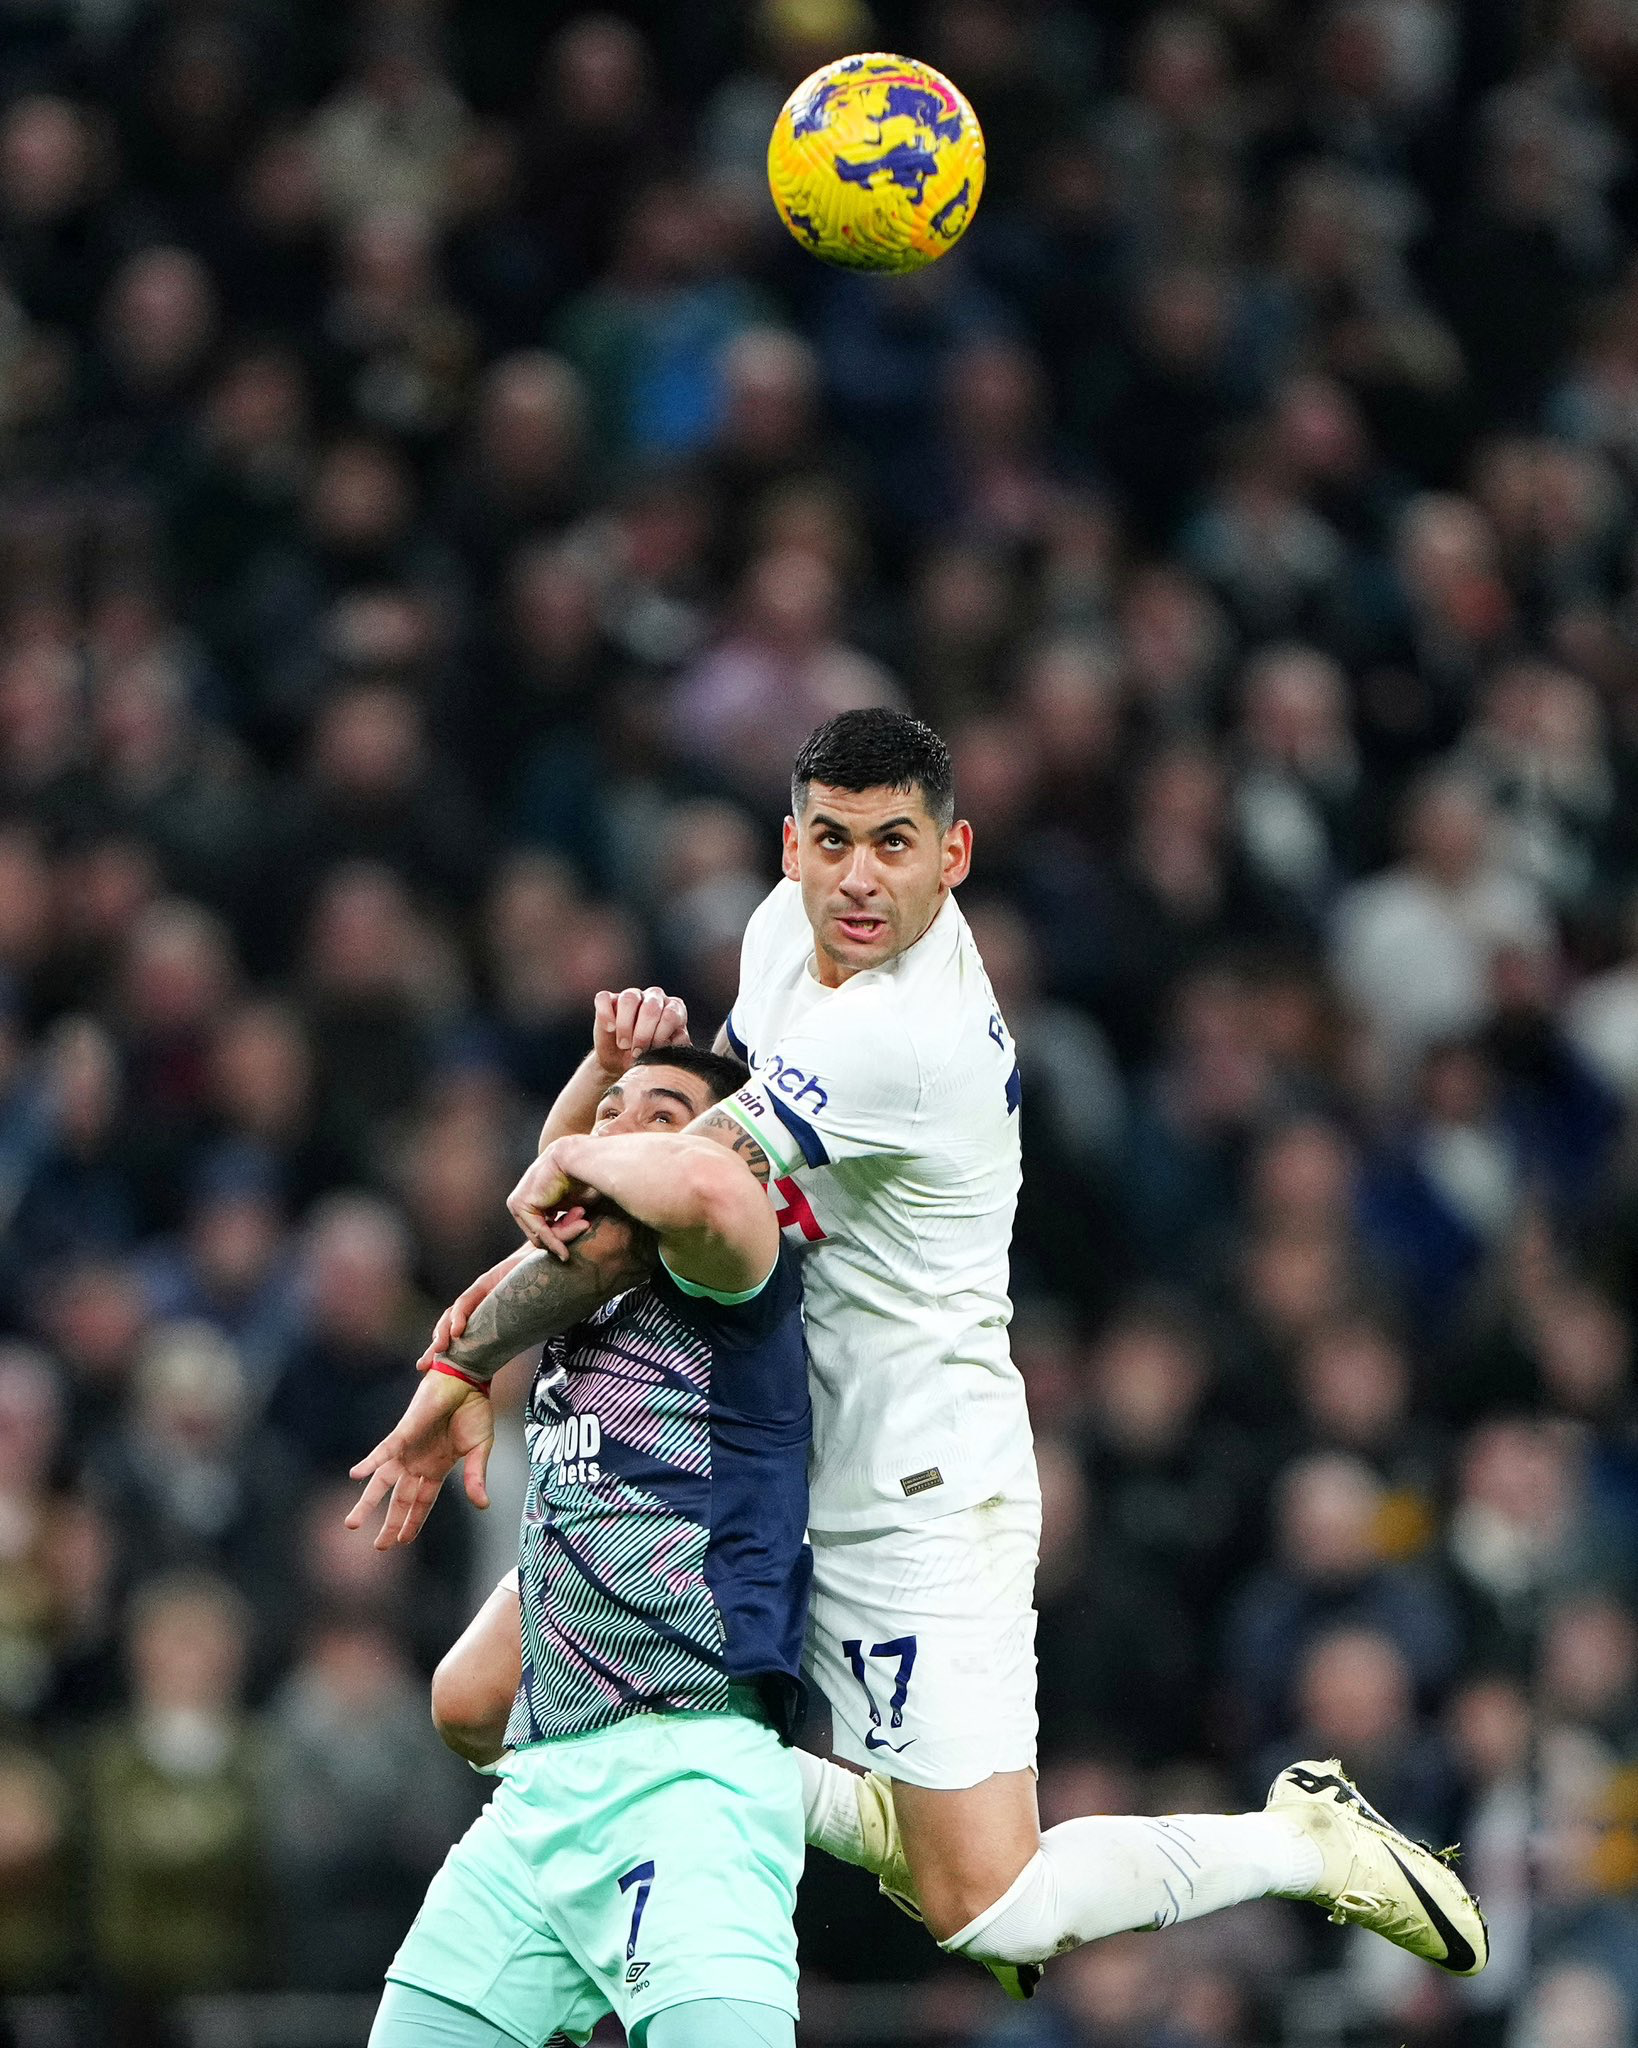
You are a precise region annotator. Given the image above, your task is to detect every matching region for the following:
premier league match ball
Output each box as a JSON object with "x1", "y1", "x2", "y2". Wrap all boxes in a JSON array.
[{"x1": 767, "y1": 53, "x2": 985, "y2": 273}]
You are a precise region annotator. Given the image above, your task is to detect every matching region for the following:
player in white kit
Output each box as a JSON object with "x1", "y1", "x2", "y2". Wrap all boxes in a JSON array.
[
  {"x1": 423, "y1": 712, "x2": 1489, "y2": 1989},
  {"x1": 713, "y1": 844, "x2": 1039, "y2": 1801}
]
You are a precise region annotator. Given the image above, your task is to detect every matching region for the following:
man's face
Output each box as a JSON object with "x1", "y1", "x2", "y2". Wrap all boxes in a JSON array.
[
  {"x1": 592, "y1": 1064, "x2": 716, "y2": 1136},
  {"x1": 782, "y1": 781, "x2": 972, "y2": 986}
]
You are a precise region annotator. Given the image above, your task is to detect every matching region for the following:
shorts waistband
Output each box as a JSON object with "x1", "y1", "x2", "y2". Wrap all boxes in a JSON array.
[{"x1": 516, "y1": 1686, "x2": 774, "y2": 1754}]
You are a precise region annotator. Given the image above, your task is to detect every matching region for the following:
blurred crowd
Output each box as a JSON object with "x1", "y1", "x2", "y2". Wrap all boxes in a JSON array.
[{"x1": 3, "y1": 0, "x2": 1638, "y2": 2044}]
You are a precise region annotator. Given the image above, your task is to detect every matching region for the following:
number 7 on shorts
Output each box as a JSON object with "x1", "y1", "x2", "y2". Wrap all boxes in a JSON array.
[{"x1": 618, "y1": 1860, "x2": 655, "y2": 1960}]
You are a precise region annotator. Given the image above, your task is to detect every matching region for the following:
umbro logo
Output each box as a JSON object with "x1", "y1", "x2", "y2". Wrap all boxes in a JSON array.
[{"x1": 625, "y1": 1961, "x2": 650, "y2": 1986}]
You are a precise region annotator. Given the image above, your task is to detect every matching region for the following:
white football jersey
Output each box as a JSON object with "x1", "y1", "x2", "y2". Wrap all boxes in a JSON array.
[{"x1": 720, "y1": 880, "x2": 1034, "y2": 1532}]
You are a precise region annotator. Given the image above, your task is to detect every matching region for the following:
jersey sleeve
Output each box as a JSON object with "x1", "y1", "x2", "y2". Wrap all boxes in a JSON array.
[
  {"x1": 718, "y1": 991, "x2": 919, "y2": 1177},
  {"x1": 653, "y1": 1239, "x2": 805, "y2": 1351}
]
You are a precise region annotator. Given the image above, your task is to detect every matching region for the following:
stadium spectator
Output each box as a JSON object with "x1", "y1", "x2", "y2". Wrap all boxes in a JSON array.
[
  {"x1": 307, "y1": 26, "x2": 473, "y2": 228},
  {"x1": 265, "y1": 1195, "x2": 431, "y2": 1479},
  {"x1": 262, "y1": 1615, "x2": 477, "y2": 1990},
  {"x1": 1332, "y1": 768, "x2": 1553, "y2": 1064},
  {"x1": 1263, "y1": 1625, "x2": 1456, "y2": 1849},
  {"x1": 82, "y1": 1320, "x2": 300, "y2": 1609},
  {"x1": 1223, "y1": 1451, "x2": 1462, "y2": 1750},
  {"x1": 0, "y1": 1743, "x2": 73, "y2": 1990},
  {"x1": 85, "y1": 1572, "x2": 265, "y2": 1998},
  {"x1": 671, "y1": 542, "x2": 902, "y2": 803}
]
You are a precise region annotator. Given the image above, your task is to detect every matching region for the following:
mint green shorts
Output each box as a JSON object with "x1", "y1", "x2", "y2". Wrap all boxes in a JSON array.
[{"x1": 386, "y1": 1705, "x2": 803, "y2": 2048}]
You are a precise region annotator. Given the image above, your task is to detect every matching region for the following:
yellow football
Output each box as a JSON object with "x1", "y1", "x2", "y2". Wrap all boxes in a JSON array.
[{"x1": 767, "y1": 52, "x2": 986, "y2": 272}]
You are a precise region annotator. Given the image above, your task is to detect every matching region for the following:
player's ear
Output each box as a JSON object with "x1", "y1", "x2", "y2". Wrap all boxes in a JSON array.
[
  {"x1": 781, "y1": 815, "x2": 800, "y2": 882},
  {"x1": 942, "y1": 819, "x2": 973, "y2": 889}
]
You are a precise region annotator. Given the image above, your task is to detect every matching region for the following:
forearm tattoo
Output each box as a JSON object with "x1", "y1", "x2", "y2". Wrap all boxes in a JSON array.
[
  {"x1": 445, "y1": 1212, "x2": 657, "y2": 1379},
  {"x1": 693, "y1": 1107, "x2": 773, "y2": 1187}
]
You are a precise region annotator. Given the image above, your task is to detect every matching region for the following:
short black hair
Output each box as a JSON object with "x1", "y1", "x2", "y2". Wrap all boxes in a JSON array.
[
  {"x1": 627, "y1": 1043, "x2": 751, "y2": 1104},
  {"x1": 791, "y1": 709, "x2": 955, "y2": 831}
]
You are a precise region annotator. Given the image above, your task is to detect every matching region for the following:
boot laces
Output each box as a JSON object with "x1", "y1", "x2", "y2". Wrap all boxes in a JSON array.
[{"x1": 1328, "y1": 1888, "x2": 1392, "y2": 1928}]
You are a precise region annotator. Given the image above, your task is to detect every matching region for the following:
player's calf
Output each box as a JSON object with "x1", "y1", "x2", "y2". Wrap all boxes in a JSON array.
[{"x1": 891, "y1": 1771, "x2": 1042, "y2": 1944}]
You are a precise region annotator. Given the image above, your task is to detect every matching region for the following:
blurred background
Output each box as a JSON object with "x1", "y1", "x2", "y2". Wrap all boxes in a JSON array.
[{"x1": 0, "y1": 0, "x2": 1637, "y2": 2044}]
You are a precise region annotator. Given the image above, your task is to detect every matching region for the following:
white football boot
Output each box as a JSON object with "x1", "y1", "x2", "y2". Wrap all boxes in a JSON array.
[{"x1": 1268, "y1": 1758, "x2": 1488, "y2": 1975}]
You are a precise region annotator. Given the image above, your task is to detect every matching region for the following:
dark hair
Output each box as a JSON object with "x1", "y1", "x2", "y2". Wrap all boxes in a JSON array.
[
  {"x1": 791, "y1": 709, "x2": 955, "y2": 831},
  {"x1": 628, "y1": 1043, "x2": 751, "y2": 1103}
]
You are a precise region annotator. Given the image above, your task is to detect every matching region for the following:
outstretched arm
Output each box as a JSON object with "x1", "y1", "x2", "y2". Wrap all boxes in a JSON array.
[
  {"x1": 346, "y1": 1368, "x2": 497, "y2": 1549},
  {"x1": 348, "y1": 1209, "x2": 655, "y2": 1548},
  {"x1": 442, "y1": 1208, "x2": 655, "y2": 1382}
]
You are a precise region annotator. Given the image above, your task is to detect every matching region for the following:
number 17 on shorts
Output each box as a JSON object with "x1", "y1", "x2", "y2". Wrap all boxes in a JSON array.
[{"x1": 842, "y1": 1637, "x2": 918, "y2": 1754}]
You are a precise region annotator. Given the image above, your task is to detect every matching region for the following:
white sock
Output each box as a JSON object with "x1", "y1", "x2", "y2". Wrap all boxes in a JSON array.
[
  {"x1": 797, "y1": 1749, "x2": 872, "y2": 1866},
  {"x1": 945, "y1": 1814, "x2": 1324, "y2": 1966}
]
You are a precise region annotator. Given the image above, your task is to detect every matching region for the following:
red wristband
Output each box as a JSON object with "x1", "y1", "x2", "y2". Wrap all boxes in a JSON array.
[{"x1": 430, "y1": 1360, "x2": 491, "y2": 1392}]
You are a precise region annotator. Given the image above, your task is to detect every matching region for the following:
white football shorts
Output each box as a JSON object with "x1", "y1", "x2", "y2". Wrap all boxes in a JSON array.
[{"x1": 802, "y1": 1489, "x2": 1041, "y2": 1790}]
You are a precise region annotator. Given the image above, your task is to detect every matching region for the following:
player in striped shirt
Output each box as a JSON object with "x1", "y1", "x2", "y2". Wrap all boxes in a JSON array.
[{"x1": 349, "y1": 1047, "x2": 810, "y2": 2048}]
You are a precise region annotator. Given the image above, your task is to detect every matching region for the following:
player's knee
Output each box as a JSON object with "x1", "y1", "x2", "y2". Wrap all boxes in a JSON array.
[
  {"x1": 914, "y1": 1863, "x2": 1025, "y2": 1946},
  {"x1": 918, "y1": 1888, "x2": 994, "y2": 1946},
  {"x1": 430, "y1": 1650, "x2": 508, "y2": 1765}
]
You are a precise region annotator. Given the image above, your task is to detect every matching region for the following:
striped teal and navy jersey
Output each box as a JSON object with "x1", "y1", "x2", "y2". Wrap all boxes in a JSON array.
[{"x1": 505, "y1": 1242, "x2": 812, "y2": 1749}]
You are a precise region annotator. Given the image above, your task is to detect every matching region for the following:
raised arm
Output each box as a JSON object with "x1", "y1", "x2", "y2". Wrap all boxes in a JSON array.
[
  {"x1": 537, "y1": 987, "x2": 691, "y2": 1147},
  {"x1": 546, "y1": 1132, "x2": 777, "y2": 1296},
  {"x1": 418, "y1": 985, "x2": 689, "y2": 1364}
]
